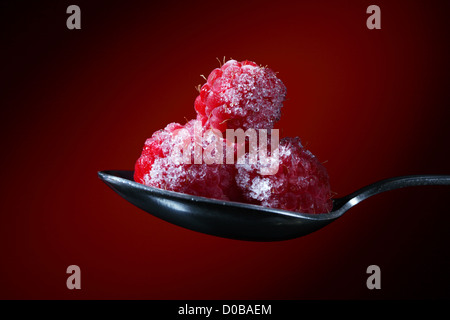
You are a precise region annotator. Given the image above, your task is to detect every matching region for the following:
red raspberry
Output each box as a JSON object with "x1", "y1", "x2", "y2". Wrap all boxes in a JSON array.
[
  {"x1": 134, "y1": 120, "x2": 240, "y2": 201},
  {"x1": 235, "y1": 137, "x2": 332, "y2": 214},
  {"x1": 134, "y1": 59, "x2": 332, "y2": 215},
  {"x1": 195, "y1": 59, "x2": 287, "y2": 132}
]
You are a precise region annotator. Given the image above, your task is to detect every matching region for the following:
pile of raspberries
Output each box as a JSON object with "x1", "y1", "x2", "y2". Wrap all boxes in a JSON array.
[{"x1": 134, "y1": 59, "x2": 332, "y2": 214}]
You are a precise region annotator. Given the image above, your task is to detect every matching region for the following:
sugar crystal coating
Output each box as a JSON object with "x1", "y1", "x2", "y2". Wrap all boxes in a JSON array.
[{"x1": 235, "y1": 137, "x2": 332, "y2": 213}]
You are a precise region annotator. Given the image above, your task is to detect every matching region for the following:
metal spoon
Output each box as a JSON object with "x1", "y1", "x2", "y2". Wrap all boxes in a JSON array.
[{"x1": 98, "y1": 171, "x2": 450, "y2": 241}]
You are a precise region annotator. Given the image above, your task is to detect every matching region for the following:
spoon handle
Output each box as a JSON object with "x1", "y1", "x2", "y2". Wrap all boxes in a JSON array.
[{"x1": 338, "y1": 175, "x2": 450, "y2": 210}]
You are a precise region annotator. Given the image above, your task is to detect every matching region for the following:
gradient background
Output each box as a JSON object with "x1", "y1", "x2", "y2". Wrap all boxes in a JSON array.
[{"x1": 1, "y1": 0, "x2": 449, "y2": 299}]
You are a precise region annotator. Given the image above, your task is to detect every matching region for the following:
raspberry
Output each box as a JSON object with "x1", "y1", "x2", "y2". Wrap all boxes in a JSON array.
[
  {"x1": 195, "y1": 59, "x2": 287, "y2": 132},
  {"x1": 235, "y1": 137, "x2": 332, "y2": 214},
  {"x1": 134, "y1": 120, "x2": 240, "y2": 201},
  {"x1": 134, "y1": 59, "x2": 332, "y2": 215}
]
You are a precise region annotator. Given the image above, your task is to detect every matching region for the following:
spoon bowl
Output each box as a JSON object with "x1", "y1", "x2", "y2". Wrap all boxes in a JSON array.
[{"x1": 98, "y1": 170, "x2": 450, "y2": 241}]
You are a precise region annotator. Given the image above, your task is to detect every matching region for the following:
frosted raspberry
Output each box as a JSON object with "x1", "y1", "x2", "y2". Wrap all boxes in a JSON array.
[
  {"x1": 235, "y1": 137, "x2": 332, "y2": 214},
  {"x1": 195, "y1": 59, "x2": 287, "y2": 132},
  {"x1": 134, "y1": 120, "x2": 240, "y2": 201}
]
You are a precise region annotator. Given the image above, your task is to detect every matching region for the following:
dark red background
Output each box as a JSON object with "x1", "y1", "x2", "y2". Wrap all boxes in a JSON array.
[{"x1": 1, "y1": 0, "x2": 449, "y2": 299}]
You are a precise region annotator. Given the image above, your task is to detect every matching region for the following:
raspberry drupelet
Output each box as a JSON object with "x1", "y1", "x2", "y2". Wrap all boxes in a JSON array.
[
  {"x1": 134, "y1": 119, "x2": 240, "y2": 201},
  {"x1": 235, "y1": 137, "x2": 333, "y2": 214},
  {"x1": 195, "y1": 59, "x2": 287, "y2": 132}
]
